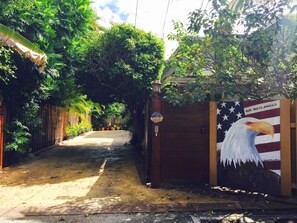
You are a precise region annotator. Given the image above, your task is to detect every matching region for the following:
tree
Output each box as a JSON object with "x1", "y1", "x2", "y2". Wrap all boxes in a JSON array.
[
  {"x1": 0, "y1": 0, "x2": 98, "y2": 104},
  {"x1": 0, "y1": 0, "x2": 98, "y2": 156},
  {"x1": 164, "y1": 0, "x2": 297, "y2": 104},
  {"x1": 77, "y1": 24, "x2": 165, "y2": 144}
]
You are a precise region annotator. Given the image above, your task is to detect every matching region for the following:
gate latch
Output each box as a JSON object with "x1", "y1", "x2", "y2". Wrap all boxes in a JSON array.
[
  {"x1": 154, "y1": 125, "x2": 159, "y2": 136},
  {"x1": 201, "y1": 126, "x2": 206, "y2": 134}
]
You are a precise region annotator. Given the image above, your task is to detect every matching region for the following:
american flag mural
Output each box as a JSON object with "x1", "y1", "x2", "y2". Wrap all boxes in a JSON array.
[{"x1": 217, "y1": 100, "x2": 281, "y2": 176}]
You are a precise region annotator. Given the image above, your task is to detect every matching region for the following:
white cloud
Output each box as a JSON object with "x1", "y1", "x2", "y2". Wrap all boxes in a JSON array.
[
  {"x1": 91, "y1": 0, "x2": 207, "y2": 58},
  {"x1": 117, "y1": 0, "x2": 137, "y2": 15}
]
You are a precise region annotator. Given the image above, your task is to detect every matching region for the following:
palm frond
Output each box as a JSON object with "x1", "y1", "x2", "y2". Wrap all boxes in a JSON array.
[
  {"x1": 63, "y1": 95, "x2": 101, "y2": 120},
  {"x1": 228, "y1": 0, "x2": 246, "y2": 11},
  {"x1": 0, "y1": 24, "x2": 47, "y2": 72}
]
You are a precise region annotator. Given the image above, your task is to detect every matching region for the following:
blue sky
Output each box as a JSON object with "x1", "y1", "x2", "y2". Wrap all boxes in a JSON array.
[
  {"x1": 98, "y1": 0, "x2": 129, "y2": 21},
  {"x1": 91, "y1": 0, "x2": 208, "y2": 58}
]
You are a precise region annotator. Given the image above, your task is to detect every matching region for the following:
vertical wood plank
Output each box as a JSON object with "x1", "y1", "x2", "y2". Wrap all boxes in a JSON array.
[
  {"x1": 209, "y1": 101, "x2": 217, "y2": 185},
  {"x1": 144, "y1": 102, "x2": 151, "y2": 184},
  {"x1": 280, "y1": 99, "x2": 291, "y2": 196},
  {"x1": 151, "y1": 98, "x2": 161, "y2": 188},
  {"x1": 151, "y1": 123, "x2": 161, "y2": 188},
  {"x1": 295, "y1": 100, "x2": 297, "y2": 190},
  {"x1": 59, "y1": 108, "x2": 64, "y2": 142},
  {"x1": 0, "y1": 116, "x2": 4, "y2": 170},
  {"x1": 0, "y1": 101, "x2": 4, "y2": 169}
]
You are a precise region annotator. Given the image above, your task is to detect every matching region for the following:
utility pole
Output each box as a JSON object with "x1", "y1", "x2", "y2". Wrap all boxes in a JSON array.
[
  {"x1": 162, "y1": 0, "x2": 171, "y2": 38},
  {"x1": 135, "y1": 0, "x2": 139, "y2": 27}
]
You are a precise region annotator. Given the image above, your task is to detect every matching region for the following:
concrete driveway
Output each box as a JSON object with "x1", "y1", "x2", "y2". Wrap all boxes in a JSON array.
[{"x1": 0, "y1": 130, "x2": 296, "y2": 222}]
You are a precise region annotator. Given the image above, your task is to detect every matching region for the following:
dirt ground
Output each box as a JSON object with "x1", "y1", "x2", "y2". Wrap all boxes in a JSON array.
[
  {"x1": 0, "y1": 131, "x2": 231, "y2": 217},
  {"x1": 0, "y1": 130, "x2": 296, "y2": 219}
]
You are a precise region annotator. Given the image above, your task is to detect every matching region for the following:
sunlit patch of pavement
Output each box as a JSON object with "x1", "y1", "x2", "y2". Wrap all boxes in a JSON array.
[{"x1": 0, "y1": 131, "x2": 131, "y2": 218}]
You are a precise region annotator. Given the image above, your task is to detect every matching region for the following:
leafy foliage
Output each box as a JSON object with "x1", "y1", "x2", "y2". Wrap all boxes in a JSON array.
[
  {"x1": 65, "y1": 121, "x2": 92, "y2": 138},
  {"x1": 0, "y1": 45, "x2": 16, "y2": 84},
  {"x1": 165, "y1": 0, "x2": 297, "y2": 103},
  {"x1": 92, "y1": 102, "x2": 126, "y2": 129},
  {"x1": 0, "y1": 0, "x2": 98, "y2": 158},
  {"x1": 0, "y1": 0, "x2": 98, "y2": 102},
  {"x1": 4, "y1": 120, "x2": 31, "y2": 154},
  {"x1": 63, "y1": 95, "x2": 101, "y2": 121},
  {"x1": 77, "y1": 24, "x2": 165, "y2": 144},
  {"x1": 78, "y1": 24, "x2": 165, "y2": 107},
  {"x1": 63, "y1": 95, "x2": 100, "y2": 137}
]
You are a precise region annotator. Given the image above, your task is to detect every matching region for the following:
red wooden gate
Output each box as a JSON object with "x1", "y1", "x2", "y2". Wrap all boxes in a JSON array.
[
  {"x1": 150, "y1": 100, "x2": 210, "y2": 187},
  {"x1": 160, "y1": 102, "x2": 210, "y2": 185}
]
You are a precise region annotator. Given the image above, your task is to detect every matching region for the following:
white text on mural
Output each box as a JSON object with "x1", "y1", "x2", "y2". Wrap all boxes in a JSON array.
[{"x1": 244, "y1": 101, "x2": 280, "y2": 115}]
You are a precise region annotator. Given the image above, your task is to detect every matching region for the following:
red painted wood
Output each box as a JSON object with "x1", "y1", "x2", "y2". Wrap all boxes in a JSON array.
[
  {"x1": 151, "y1": 122, "x2": 161, "y2": 188},
  {"x1": 152, "y1": 97, "x2": 161, "y2": 111},
  {"x1": 0, "y1": 101, "x2": 4, "y2": 169},
  {"x1": 160, "y1": 102, "x2": 210, "y2": 185},
  {"x1": 0, "y1": 116, "x2": 3, "y2": 170},
  {"x1": 151, "y1": 96, "x2": 162, "y2": 188}
]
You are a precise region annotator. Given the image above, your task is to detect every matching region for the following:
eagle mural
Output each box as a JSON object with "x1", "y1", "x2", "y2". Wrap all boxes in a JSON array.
[
  {"x1": 220, "y1": 117, "x2": 274, "y2": 168},
  {"x1": 217, "y1": 100, "x2": 281, "y2": 195}
]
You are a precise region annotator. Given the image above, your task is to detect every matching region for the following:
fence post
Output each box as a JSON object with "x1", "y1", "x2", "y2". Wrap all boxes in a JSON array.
[
  {"x1": 151, "y1": 80, "x2": 162, "y2": 188},
  {"x1": 294, "y1": 100, "x2": 297, "y2": 191},
  {"x1": 0, "y1": 101, "x2": 4, "y2": 170},
  {"x1": 280, "y1": 99, "x2": 291, "y2": 196},
  {"x1": 209, "y1": 101, "x2": 217, "y2": 186}
]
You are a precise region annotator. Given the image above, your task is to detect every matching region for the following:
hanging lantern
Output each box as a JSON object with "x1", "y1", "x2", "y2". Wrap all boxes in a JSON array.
[
  {"x1": 150, "y1": 111, "x2": 163, "y2": 123},
  {"x1": 152, "y1": 80, "x2": 161, "y2": 94}
]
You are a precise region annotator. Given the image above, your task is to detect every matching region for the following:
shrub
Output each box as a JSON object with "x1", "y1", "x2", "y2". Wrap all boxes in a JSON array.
[
  {"x1": 4, "y1": 120, "x2": 31, "y2": 154},
  {"x1": 65, "y1": 121, "x2": 92, "y2": 138}
]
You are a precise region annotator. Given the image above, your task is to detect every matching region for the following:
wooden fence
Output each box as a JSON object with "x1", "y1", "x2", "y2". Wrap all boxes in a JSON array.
[
  {"x1": 290, "y1": 100, "x2": 297, "y2": 194},
  {"x1": 148, "y1": 98, "x2": 297, "y2": 196},
  {"x1": 0, "y1": 115, "x2": 3, "y2": 169},
  {"x1": 30, "y1": 104, "x2": 71, "y2": 153},
  {"x1": 0, "y1": 103, "x2": 89, "y2": 169},
  {"x1": 0, "y1": 102, "x2": 4, "y2": 169}
]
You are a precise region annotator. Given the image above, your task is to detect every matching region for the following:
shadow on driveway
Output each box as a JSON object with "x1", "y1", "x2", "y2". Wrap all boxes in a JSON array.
[{"x1": 0, "y1": 131, "x2": 296, "y2": 218}]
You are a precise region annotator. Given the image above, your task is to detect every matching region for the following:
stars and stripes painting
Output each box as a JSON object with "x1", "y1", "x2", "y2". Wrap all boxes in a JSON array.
[{"x1": 217, "y1": 100, "x2": 281, "y2": 176}]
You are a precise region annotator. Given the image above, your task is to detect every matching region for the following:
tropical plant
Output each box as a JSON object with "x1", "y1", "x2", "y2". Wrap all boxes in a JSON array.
[
  {"x1": 105, "y1": 103, "x2": 125, "y2": 119},
  {"x1": 65, "y1": 121, "x2": 92, "y2": 138},
  {"x1": 0, "y1": 22, "x2": 47, "y2": 95},
  {"x1": 63, "y1": 95, "x2": 101, "y2": 122},
  {"x1": 0, "y1": 23, "x2": 47, "y2": 72},
  {"x1": 63, "y1": 95, "x2": 100, "y2": 137}
]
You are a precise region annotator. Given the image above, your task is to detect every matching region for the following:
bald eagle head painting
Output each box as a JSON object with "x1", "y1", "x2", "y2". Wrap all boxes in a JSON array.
[
  {"x1": 220, "y1": 117, "x2": 274, "y2": 168},
  {"x1": 217, "y1": 100, "x2": 281, "y2": 195}
]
